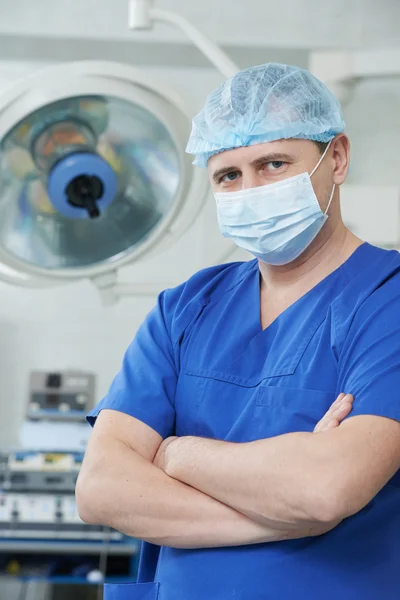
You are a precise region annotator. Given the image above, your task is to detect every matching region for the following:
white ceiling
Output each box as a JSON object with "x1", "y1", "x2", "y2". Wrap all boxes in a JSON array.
[{"x1": 0, "y1": 0, "x2": 398, "y2": 69}]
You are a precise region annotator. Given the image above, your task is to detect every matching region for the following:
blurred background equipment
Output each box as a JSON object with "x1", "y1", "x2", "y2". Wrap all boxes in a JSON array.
[
  {"x1": 20, "y1": 370, "x2": 94, "y2": 451},
  {"x1": 27, "y1": 370, "x2": 94, "y2": 419},
  {"x1": 0, "y1": 450, "x2": 121, "y2": 541},
  {"x1": 0, "y1": 370, "x2": 98, "y2": 542},
  {"x1": 0, "y1": 369, "x2": 139, "y2": 599}
]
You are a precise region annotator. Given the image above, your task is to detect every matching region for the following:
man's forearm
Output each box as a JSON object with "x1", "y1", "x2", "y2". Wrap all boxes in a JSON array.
[
  {"x1": 76, "y1": 435, "x2": 329, "y2": 548},
  {"x1": 162, "y1": 434, "x2": 342, "y2": 529}
]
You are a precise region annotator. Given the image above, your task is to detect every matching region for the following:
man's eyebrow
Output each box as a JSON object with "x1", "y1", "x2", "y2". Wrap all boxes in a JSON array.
[
  {"x1": 212, "y1": 153, "x2": 295, "y2": 182},
  {"x1": 212, "y1": 165, "x2": 238, "y2": 182},
  {"x1": 250, "y1": 153, "x2": 295, "y2": 166}
]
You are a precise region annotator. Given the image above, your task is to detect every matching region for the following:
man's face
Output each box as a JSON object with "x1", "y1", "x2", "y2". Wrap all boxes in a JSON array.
[{"x1": 207, "y1": 138, "x2": 338, "y2": 213}]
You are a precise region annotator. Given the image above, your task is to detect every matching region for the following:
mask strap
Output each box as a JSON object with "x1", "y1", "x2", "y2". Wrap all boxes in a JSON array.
[
  {"x1": 310, "y1": 139, "x2": 333, "y2": 178},
  {"x1": 325, "y1": 184, "x2": 335, "y2": 216}
]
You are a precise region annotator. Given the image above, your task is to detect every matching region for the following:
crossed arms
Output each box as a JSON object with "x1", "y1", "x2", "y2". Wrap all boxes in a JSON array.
[{"x1": 76, "y1": 393, "x2": 400, "y2": 549}]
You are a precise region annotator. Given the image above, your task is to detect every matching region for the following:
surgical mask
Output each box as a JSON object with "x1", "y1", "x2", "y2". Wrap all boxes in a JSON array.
[{"x1": 213, "y1": 142, "x2": 335, "y2": 266}]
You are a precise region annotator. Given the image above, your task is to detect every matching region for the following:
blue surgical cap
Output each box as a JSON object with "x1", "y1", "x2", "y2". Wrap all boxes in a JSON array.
[{"x1": 186, "y1": 62, "x2": 345, "y2": 167}]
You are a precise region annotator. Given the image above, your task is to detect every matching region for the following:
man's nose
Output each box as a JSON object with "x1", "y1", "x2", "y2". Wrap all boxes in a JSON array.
[{"x1": 240, "y1": 169, "x2": 265, "y2": 190}]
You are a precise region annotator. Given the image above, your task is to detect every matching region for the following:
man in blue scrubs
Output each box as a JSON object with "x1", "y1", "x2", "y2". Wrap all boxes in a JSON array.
[{"x1": 77, "y1": 64, "x2": 400, "y2": 599}]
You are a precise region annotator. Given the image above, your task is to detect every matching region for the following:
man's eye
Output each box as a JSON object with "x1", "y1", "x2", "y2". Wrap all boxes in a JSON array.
[
  {"x1": 265, "y1": 161, "x2": 285, "y2": 171},
  {"x1": 221, "y1": 171, "x2": 239, "y2": 182}
]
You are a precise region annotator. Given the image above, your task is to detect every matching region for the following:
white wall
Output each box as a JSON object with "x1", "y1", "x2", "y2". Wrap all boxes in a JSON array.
[
  {"x1": 345, "y1": 76, "x2": 400, "y2": 186},
  {"x1": 1, "y1": 0, "x2": 399, "y2": 49}
]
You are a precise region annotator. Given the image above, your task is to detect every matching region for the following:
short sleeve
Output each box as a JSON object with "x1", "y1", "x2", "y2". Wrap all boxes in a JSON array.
[
  {"x1": 337, "y1": 278, "x2": 400, "y2": 423},
  {"x1": 86, "y1": 290, "x2": 179, "y2": 438}
]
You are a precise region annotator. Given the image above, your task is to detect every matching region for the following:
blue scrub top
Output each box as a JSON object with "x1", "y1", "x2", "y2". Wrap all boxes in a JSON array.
[{"x1": 88, "y1": 243, "x2": 400, "y2": 600}]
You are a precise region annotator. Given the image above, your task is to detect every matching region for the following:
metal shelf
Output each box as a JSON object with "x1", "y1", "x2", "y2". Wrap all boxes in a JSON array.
[
  {"x1": 5, "y1": 575, "x2": 136, "y2": 585},
  {"x1": 0, "y1": 539, "x2": 139, "y2": 554}
]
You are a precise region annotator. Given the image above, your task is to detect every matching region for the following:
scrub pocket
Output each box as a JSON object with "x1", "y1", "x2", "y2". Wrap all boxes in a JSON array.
[
  {"x1": 104, "y1": 582, "x2": 160, "y2": 600},
  {"x1": 256, "y1": 385, "x2": 337, "y2": 436},
  {"x1": 179, "y1": 364, "x2": 337, "y2": 441}
]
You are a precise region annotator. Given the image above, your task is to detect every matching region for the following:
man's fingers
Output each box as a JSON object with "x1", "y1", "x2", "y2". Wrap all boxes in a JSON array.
[
  {"x1": 333, "y1": 401, "x2": 353, "y2": 421},
  {"x1": 314, "y1": 394, "x2": 354, "y2": 433},
  {"x1": 324, "y1": 418, "x2": 339, "y2": 430},
  {"x1": 333, "y1": 393, "x2": 346, "y2": 406},
  {"x1": 332, "y1": 394, "x2": 354, "y2": 414}
]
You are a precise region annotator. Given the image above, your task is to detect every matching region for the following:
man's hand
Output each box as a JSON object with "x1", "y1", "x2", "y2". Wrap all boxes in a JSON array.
[{"x1": 314, "y1": 393, "x2": 354, "y2": 433}]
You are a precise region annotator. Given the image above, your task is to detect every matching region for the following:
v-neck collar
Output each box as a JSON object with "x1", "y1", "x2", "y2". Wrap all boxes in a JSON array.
[
  {"x1": 253, "y1": 242, "x2": 368, "y2": 335},
  {"x1": 185, "y1": 243, "x2": 379, "y2": 385}
]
